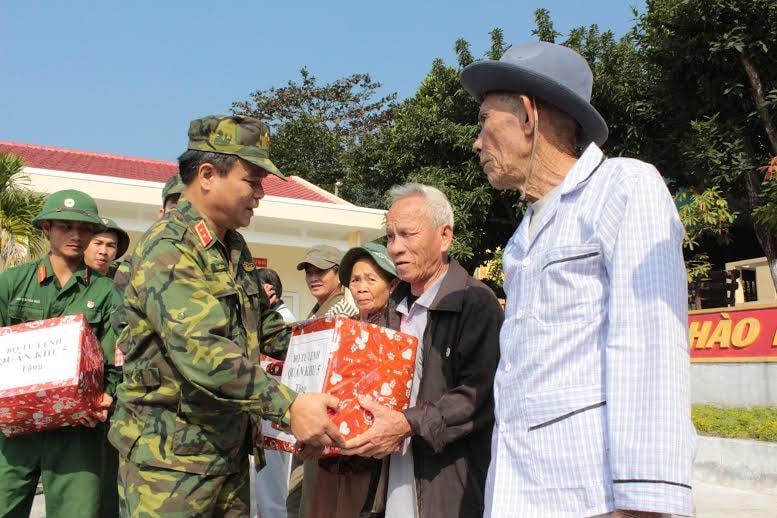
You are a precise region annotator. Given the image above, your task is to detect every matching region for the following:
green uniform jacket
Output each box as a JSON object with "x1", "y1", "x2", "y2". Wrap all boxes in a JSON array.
[
  {"x1": 0, "y1": 256, "x2": 121, "y2": 395},
  {"x1": 108, "y1": 197, "x2": 296, "y2": 475}
]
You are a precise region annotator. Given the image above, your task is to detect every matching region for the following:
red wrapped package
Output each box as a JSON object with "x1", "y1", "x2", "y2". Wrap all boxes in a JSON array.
[
  {"x1": 261, "y1": 315, "x2": 418, "y2": 456},
  {"x1": 0, "y1": 314, "x2": 104, "y2": 437}
]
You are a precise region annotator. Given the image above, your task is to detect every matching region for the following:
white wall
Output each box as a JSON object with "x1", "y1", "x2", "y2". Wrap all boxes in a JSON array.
[{"x1": 691, "y1": 363, "x2": 777, "y2": 406}]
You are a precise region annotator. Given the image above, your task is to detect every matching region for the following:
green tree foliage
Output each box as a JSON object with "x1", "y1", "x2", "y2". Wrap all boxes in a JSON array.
[
  {"x1": 233, "y1": 67, "x2": 396, "y2": 140},
  {"x1": 232, "y1": 67, "x2": 396, "y2": 197},
  {"x1": 522, "y1": 4, "x2": 776, "y2": 289},
  {"x1": 349, "y1": 29, "x2": 522, "y2": 270},
  {"x1": 675, "y1": 187, "x2": 738, "y2": 280},
  {"x1": 638, "y1": 0, "x2": 777, "y2": 287},
  {"x1": 0, "y1": 153, "x2": 45, "y2": 271}
]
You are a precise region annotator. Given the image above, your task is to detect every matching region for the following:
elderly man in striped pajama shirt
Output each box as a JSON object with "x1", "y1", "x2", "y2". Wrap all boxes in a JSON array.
[{"x1": 462, "y1": 41, "x2": 696, "y2": 517}]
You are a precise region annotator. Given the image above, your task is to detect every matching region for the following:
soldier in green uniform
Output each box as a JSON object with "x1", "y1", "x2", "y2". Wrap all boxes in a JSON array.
[
  {"x1": 83, "y1": 216, "x2": 130, "y2": 518},
  {"x1": 84, "y1": 217, "x2": 130, "y2": 277},
  {"x1": 109, "y1": 115, "x2": 344, "y2": 517},
  {"x1": 0, "y1": 189, "x2": 120, "y2": 518}
]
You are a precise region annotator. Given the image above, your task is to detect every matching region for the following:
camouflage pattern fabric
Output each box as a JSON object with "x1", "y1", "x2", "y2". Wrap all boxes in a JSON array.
[
  {"x1": 161, "y1": 174, "x2": 184, "y2": 204},
  {"x1": 187, "y1": 115, "x2": 285, "y2": 179},
  {"x1": 118, "y1": 456, "x2": 250, "y2": 518},
  {"x1": 108, "y1": 196, "x2": 296, "y2": 478},
  {"x1": 109, "y1": 257, "x2": 131, "y2": 344}
]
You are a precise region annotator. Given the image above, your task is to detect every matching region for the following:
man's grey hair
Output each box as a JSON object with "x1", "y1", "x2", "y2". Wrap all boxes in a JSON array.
[{"x1": 387, "y1": 182, "x2": 454, "y2": 229}]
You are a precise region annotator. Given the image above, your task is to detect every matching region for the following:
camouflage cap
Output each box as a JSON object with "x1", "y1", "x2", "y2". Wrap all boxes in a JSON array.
[
  {"x1": 98, "y1": 217, "x2": 131, "y2": 259},
  {"x1": 296, "y1": 245, "x2": 344, "y2": 271},
  {"x1": 161, "y1": 174, "x2": 184, "y2": 204},
  {"x1": 187, "y1": 115, "x2": 285, "y2": 179},
  {"x1": 32, "y1": 189, "x2": 105, "y2": 230}
]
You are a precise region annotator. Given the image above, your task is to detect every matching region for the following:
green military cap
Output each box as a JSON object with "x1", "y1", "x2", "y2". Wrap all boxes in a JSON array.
[
  {"x1": 32, "y1": 189, "x2": 105, "y2": 230},
  {"x1": 161, "y1": 174, "x2": 184, "y2": 205},
  {"x1": 296, "y1": 244, "x2": 344, "y2": 271},
  {"x1": 99, "y1": 217, "x2": 131, "y2": 259},
  {"x1": 187, "y1": 115, "x2": 285, "y2": 179},
  {"x1": 339, "y1": 242, "x2": 397, "y2": 285}
]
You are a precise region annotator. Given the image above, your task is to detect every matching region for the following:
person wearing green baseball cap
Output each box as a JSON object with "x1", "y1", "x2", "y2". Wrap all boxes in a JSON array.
[
  {"x1": 0, "y1": 189, "x2": 120, "y2": 518},
  {"x1": 109, "y1": 115, "x2": 345, "y2": 517},
  {"x1": 84, "y1": 217, "x2": 130, "y2": 276}
]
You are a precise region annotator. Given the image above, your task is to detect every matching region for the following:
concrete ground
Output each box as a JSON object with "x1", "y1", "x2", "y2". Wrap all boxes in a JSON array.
[
  {"x1": 692, "y1": 481, "x2": 776, "y2": 518},
  {"x1": 30, "y1": 479, "x2": 777, "y2": 517}
]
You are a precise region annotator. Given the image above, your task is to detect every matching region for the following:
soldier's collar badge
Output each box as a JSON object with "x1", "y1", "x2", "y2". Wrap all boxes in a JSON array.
[{"x1": 243, "y1": 261, "x2": 256, "y2": 272}]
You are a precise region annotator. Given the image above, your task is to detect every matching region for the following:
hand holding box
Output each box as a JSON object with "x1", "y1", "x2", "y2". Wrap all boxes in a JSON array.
[
  {"x1": 0, "y1": 314, "x2": 104, "y2": 437},
  {"x1": 261, "y1": 315, "x2": 418, "y2": 456}
]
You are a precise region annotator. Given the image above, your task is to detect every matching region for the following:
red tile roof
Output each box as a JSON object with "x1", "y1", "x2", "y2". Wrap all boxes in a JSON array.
[{"x1": 0, "y1": 141, "x2": 335, "y2": 204}]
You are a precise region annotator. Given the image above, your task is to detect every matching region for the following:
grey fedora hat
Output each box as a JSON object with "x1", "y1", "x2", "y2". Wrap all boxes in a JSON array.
[{"x1": 460, "y1": 41, "x2": 609, "y2": 146}]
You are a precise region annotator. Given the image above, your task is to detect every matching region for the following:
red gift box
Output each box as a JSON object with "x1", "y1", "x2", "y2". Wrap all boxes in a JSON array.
[
  {"x1": 0, "y1": 314, "x2": 104, "y2": 437},
  {"x1": 261, "y1": 315, "x2": 418, "y2": 456}
]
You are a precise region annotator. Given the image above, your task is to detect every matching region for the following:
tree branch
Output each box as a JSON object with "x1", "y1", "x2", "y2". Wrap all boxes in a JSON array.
[{"x1": 740, "y1": 52, "x2": 777, "y2": 157}]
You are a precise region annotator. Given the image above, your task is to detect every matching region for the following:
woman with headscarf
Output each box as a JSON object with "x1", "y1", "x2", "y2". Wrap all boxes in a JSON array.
[{"x1": 308, "y1": 242, "x2": 399, "y2": 518}]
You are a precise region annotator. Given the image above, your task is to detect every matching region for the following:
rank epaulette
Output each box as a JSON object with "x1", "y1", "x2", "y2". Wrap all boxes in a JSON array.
[{"x1": 195, "y1": 221, "x2": 213, "y2": 248}]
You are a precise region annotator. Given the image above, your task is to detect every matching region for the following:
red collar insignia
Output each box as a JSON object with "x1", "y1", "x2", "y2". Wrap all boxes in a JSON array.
[
  {"x1": 37, "y1": 264, "x2": 47, "y2": 284},
  {"x1": 243, "y1": 261, "x2": 256, "y2": 272},
  {"x1": 194, "y1": 221, "x2": 213, "y2": 248}
]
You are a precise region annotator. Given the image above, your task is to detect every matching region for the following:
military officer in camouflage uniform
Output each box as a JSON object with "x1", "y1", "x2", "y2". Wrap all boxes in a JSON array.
[
  {"x1": 159, "y1": 173, "x2": 184, "y2": 218},
  {"x1": 111, "y1": 173, "x2": 183, "y2": 296},
  {"x1": 0, "y1": 189, "x2": 120, "y2": 518},
  {"x1": 109, "y1": 115, "x2": 344, "y2": 517}
]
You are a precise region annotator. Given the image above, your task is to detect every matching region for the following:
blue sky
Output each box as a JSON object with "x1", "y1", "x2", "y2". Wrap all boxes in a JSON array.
[{"x1": 1, "y1": 1, "x2": 645, "y2": 161}]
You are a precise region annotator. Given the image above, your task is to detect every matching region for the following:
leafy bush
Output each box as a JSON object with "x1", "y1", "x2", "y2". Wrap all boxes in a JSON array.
[{"x1": 692, "y1": 405, "x2": 777, "y2": 442}]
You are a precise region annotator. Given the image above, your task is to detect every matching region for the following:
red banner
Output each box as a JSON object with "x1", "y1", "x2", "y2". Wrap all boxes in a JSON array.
[{"x1": 689, "y1": 305, "x2": 777, "y2": 362}]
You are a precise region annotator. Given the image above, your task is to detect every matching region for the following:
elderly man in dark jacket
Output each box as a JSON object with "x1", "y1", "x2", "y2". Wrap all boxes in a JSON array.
[{"x1": 343, "y1": 182, "x2": 502, "y2": 518}]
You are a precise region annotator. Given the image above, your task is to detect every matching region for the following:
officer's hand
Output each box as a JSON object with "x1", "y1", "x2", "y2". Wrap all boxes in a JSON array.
[
  {"x1": 289, "y1": 393, "x2": 345, "y2": 448},
  {"x1": 78, "y1": 393, "x2": 113, "y2": 428}
]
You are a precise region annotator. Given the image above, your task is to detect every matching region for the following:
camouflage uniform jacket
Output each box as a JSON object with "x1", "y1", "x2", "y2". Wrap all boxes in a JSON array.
[{"x1": 108, "y1": 197, "x2": 296, "y2": 475}]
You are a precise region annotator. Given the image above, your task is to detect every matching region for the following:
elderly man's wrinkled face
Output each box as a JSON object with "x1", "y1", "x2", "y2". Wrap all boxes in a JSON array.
[
  {"x1": 473, "y1": 93, "x2": 533, "y2": 190},
  {"x1": 386, "y1": 195, "x2": 452, "y2": 296}
]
